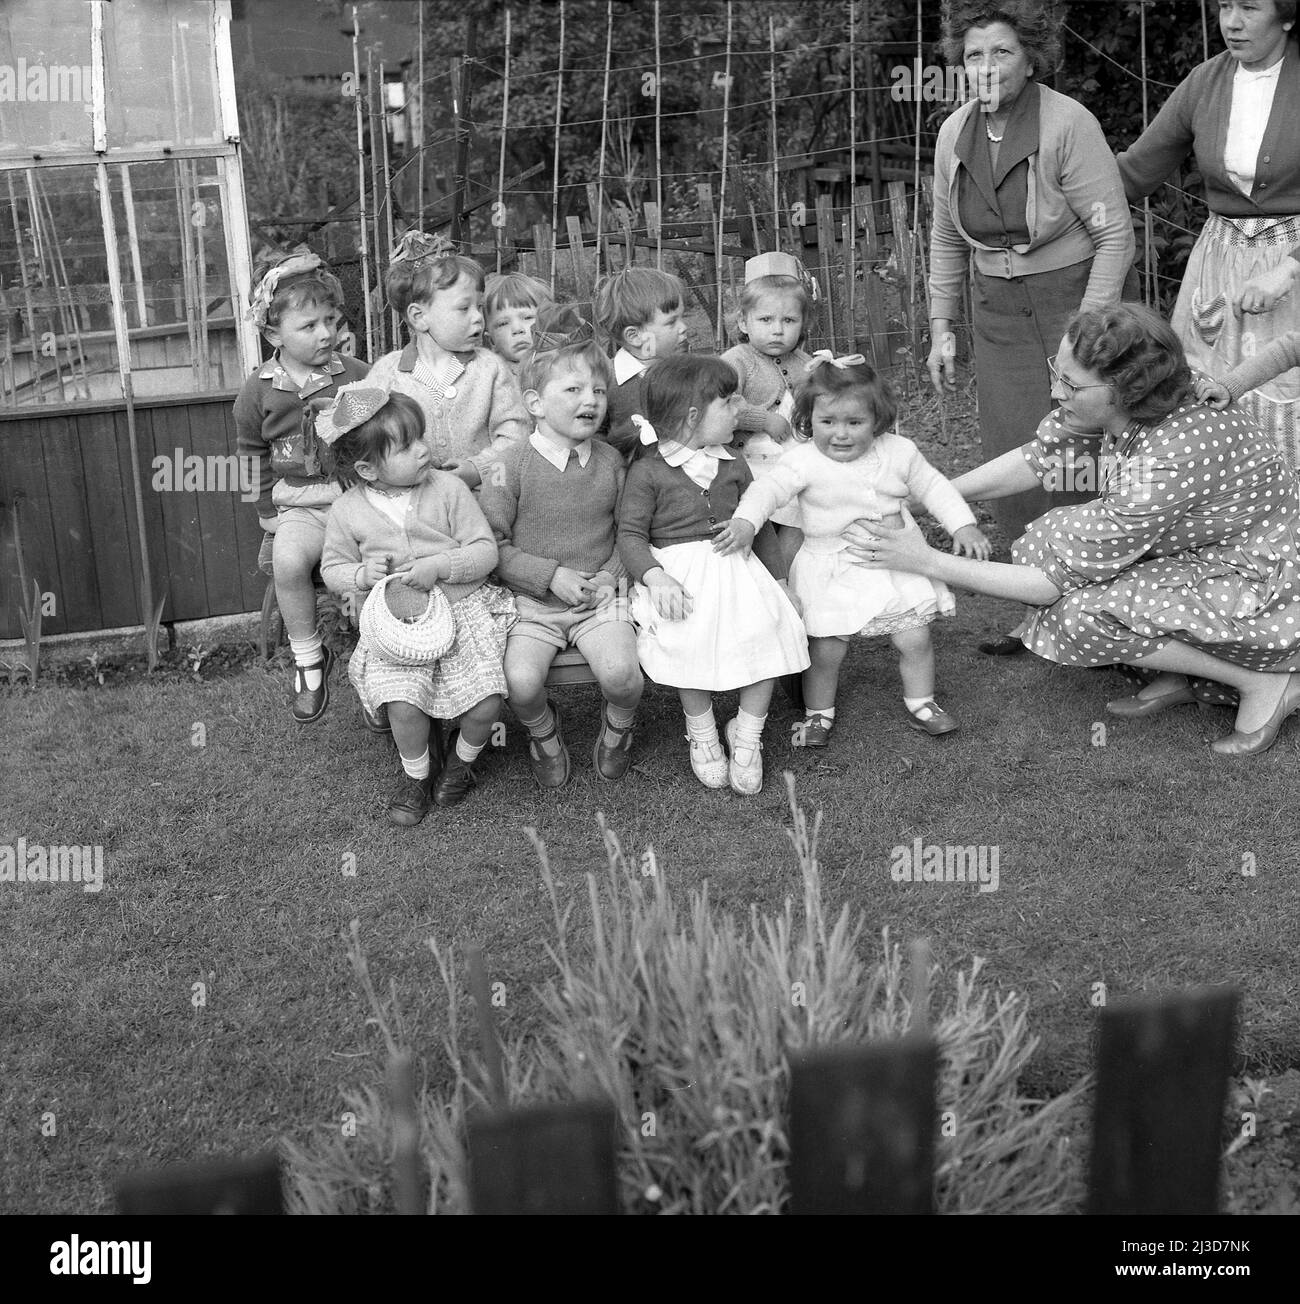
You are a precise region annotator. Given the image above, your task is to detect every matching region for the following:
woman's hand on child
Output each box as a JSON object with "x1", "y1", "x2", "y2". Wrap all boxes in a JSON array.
[
  {"x1": 393, "y1": 555, "x2": 447, "y2": 591},
  {"x1": 645, "y1": 570, "x2": 693, "y2": 620},
  {"x1": 1192, "y1": 371, "x2": 1232, "y2": 409},
  {"x1": 444, "y1": 459, "x2": 482, "y2": 489},
  {"x1": 550, "y1": 566, "x2": 596, "y2": 608},
  {"x1": 713, "y1": 518, "x2": 756, "y2": 555},
  {"x1": 843, "y1": 517, "x2": 935, "y2": 575},
  {"x1": 951, "y1": 524, "x2": 992, "y2": 560}
]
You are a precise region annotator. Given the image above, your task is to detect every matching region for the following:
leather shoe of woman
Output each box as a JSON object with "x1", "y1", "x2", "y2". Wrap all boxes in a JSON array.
[
  {"x1": 1211, "y1": 676, "x2": 1300, "y2": 757},
  {"x1": 1105, "y1": 684, "x2": 1197, "y2": 718},
  {"x1": 977, "y1": 634, "x2": 1025, "y2": 657}
]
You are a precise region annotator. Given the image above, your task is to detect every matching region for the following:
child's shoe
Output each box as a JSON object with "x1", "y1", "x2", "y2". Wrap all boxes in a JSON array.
[
  {"x1": 526, "y1": 703, "x2": 571, "y2": 788},
  {"x1": 432, "y1": 731, "x2": 478, "y2": 808},
  {"x1": 907, "y1": 700, "x2": 959, "y2": 736},
  {"x1": 592, "y1": 710, "x2": 636, "y2": 781},
  {"x1": 793, "y1": 712, "x2": 834, "y2": 748},
  {"x1": 292, "y1": 644, "x2": 334, "y2": 723},
  {"x1": 724, "y1": 718, "x2": 763, "y2": 795},
  {"x1": 361, "y1": 702, "x2": 391, "y2": 733},
  {"x1": 388, "y1": 773, "x2": 433, "y2": 826},
  {"x1": 687, "y1": 735, "x2": 729, "y2": 789}
]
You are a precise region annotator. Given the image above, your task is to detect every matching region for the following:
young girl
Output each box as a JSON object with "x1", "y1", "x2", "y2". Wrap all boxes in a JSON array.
[
  {"x1": 319, "y1": 385, "x2": 515, "y2": 825},
  {"x1": 483, "y1": 271, "x2": 553, "y2": 378},
  {"x1": 618, "y1": 355, "x2": 809, "y2": 794},
  {"x1": 234, "y1": 247, "x2": 370, "y2": 724},
  {"x1": 717, "y1": 353, "x2": 990, "y2": 746},
  {"x1": 721, "y1": 258, "x2": 817, "y2": 569},
  {"x1": 364, "y1": 230, "x2": 529, "y2": 489}
]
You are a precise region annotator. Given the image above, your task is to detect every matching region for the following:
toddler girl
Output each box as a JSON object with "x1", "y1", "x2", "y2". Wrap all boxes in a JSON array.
[
  {"x1": 365, "y1": 231, "x2": 529, "y2": 489},
  {"x1": 319, "y1": 385, "x2": 515, "y2": 825},
  {"x1": 483, "y1": 271, "x2": 554, "y2": 378},
  {"x1": 234, "y1": 247, "x2": 370, "y2": 724},
  {"x1": 722, "y1": 257, "x2": 817, "y2": 569},
  {"x1": 618, "y1": 355, "x2": 809, "y2": 794},
  {"x1": 717, "y1": 353, "x2": 990, "y2": 746}
]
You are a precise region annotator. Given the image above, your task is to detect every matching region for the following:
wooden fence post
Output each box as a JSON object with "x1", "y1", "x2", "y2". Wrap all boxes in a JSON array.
[
  {"x1": 788, "y1": 1038, "x2": 936, "y2": 1214},
  {"x1": 467, "y1": 1101, "x2": 620, "y2": 1214},
  {"x1": 814, "y1": 193, "x2": 838, "y2": 355},
  {"x1": 1088, "y1": 986, "x2": 1239, "y2": 1215},
  {"x1": 855, "y1": 184, "x2": 891, "y2": 369}
]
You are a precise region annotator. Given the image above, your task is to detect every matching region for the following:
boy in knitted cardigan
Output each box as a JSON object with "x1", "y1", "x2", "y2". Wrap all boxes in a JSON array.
[{"x1": 478, "y1": 338, "x2": 645, "y2": 787}]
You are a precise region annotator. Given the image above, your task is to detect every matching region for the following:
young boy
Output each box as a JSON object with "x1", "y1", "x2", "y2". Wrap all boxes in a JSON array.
[
  {"x1": 477, "y1": 338, "x2": 644, "y2": 787},
  {"x1": 364, "y1": 230, "x2": 529, "y2": 489},
  {"x1": 593, "y1": 266, "x2": 690, "y2": 459},
  {"x1": 234, "y1": 249, "x2": 370, "y2": 724},
  {"x1": 483, "y1": 272, "x2": 553, "y2": 379}
]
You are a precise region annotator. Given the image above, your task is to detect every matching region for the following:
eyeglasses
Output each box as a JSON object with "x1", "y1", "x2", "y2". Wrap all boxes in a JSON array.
[{"x1": 1047, "y1": 358, "x2": 1111, "y2": 400}]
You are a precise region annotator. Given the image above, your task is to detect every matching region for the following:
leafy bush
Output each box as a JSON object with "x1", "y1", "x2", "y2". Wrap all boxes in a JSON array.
[{"x1": 286, "y1": 778, "x2": 1087, "y2": 1214}]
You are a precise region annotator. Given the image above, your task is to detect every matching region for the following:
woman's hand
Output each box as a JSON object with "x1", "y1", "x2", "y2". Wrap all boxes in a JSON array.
[
  {"x1": 951, "y1": 524, "x2": 992, "y2": 560},
  {"x1": 1233, "y1": 261, "x2": 1300, "y2": 315},
  {"x1": 843, "y1": 516, "x2": 937, "y2": 576},
  {"x1": 645, "y1": 569, "x2": 693, "y2": 620},
  {"x1": 926, "y1": 329, "x2": 958, "y2": 395},
  {"x1": 1192, "y1": 370, "x2": 1232, "y2": 409},
  {"x1": 393, "y1": 554, "x2": 447, "y2": 591},
  {"x1": 713, "y1": 518, "x2": 756, "y2": 555}
]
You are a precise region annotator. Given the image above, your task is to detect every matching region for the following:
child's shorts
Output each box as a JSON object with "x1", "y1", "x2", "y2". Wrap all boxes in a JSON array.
[
  {"x1": 509, "y1": 592, "x2": 634, "y2": 651},
  {"x1": 272, "y1": 504, "x2": 332, "y2": 561}
]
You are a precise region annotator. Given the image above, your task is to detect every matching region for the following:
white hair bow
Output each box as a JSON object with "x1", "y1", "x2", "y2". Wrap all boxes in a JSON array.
[
  {"x1": 807, "y1": 349, "x2": 867, "y2": 372},
  {"x1": 631, "y1": 414, "x2": 659, "y2": 445}
]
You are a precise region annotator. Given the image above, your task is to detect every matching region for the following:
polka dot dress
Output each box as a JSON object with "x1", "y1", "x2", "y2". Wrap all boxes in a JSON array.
[{"x1": 1014, "y1": 404, "x2": 1300, "y2": 681}]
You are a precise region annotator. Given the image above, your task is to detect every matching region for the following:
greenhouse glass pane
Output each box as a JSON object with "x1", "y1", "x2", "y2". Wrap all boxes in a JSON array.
[{"x1": 0, "y1": 0, "x2": 95, "y2": 157}]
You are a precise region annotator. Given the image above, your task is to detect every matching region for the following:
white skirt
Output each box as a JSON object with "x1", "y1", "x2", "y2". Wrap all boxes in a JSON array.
[
  {"x1": 631, "y1": 541, "x2": 809, "y2": 689},
  {"x1": 791, "y1": 545, "x2": 955, "y2": 638}
]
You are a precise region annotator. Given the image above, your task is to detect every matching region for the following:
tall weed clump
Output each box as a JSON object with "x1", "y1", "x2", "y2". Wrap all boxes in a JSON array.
[{"x1": 286, "y1": 779, "x2": 1086, "y2": 1214}]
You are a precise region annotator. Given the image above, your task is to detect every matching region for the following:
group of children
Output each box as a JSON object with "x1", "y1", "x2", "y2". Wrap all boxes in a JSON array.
[{"x1": 234, "y1": 237, "x2": 989, "y2": 825}]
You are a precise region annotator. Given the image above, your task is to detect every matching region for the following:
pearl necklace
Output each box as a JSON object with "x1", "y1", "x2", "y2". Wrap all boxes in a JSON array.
[
  {"x1": 366, "y1": 482, "x2": 414, "y2": 499},
  {"x1": 985, "y1": 118, "x2": 1006, "y2": 143}
]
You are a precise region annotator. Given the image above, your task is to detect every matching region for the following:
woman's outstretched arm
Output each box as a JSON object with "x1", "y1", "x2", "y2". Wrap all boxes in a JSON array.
[{"x1": 947, "y1": 446, "x2": 1042, "y2": 502}]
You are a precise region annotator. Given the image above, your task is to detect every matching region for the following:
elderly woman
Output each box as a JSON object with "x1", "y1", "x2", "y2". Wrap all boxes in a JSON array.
[
  {"x1": 927, "y1": 0, "x2": 1134, "y2": 654},
  {"x1": 850, "y1": 305, "x2": 1300, "y2": 757},
  {"x1": 1118, "y1": 0, "x2": 1300, "y2": 469}
]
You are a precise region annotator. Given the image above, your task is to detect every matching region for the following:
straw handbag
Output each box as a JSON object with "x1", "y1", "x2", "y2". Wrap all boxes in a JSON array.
[{"x1": 359, "y1": 574, "x2": 455, "y2": 667}]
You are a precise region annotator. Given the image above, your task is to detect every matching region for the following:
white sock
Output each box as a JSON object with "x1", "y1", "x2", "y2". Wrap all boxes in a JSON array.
[
  {"x1": 733, "y1": 708, "x2": 766, "y2": 750},
  {"x1": 684, "y1": 707, "x2": 719, "y2": 746},
  {"x1": 519, "y1": 703, "x2": 554, "y2": 737},
  {"x1": 804, "y1": 706, "x2": 836, "y2": 723},
  {"x1": 401, "y1": 749, "x2": 431, "y2": 780},
  {"x1": 904, "y1": 695, "x2": 934, "y2": 713},
  {"x1": 290, "y1": 633, "x2": 325, "y2": 689},
  {"x1": 455, "y1": 734, "x2": 486, "y2": 763}
]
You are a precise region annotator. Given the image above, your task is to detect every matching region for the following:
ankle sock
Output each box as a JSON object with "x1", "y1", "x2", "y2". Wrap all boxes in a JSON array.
[
  {"x1": 904, "y1": 695, "x2": 933, "y2": 713},
  {"x1": 732, "y1": 708, "x2": 766, "y2": 752},
  {"x1": 602, "y1": 700, "x2": 637, "y2": 746},
  {"x1": 401, "y1": 749, "x2": 431, "y2": 781},
  {"x1": 455, "y1": 734, "x2": 486, "y2": 764},
  {"x1": 804, "y1": 706, "x2": 836, "y2": 724},
  {"x1": 290, "y1": 633, "x2": 325, "y2": 690},
  {"x1": 519, "y1": 704, "x2": 555, "y2": 737}
]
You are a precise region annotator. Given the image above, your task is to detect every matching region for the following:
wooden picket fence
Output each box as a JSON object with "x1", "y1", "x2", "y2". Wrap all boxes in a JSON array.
[{"x1": 115, "y1": 984, "x2": 1239, "y2": 1215}]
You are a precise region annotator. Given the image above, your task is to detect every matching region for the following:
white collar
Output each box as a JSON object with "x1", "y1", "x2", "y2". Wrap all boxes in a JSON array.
[
  {"x1": 658, "y1": 439, "x2": 734, "y2": 467},
  {"x1": 530, "y1": 428, "x2": 592, "y2": 470},
  {"x1": 1234, "y1": 56, "x2": 1286, "y2": 83},
  {"x1": 613, "y1": 348, "x2": 649, "y2": 384}
]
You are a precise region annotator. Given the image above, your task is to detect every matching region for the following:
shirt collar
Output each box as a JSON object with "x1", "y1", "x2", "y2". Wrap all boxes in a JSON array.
[
  {"x1": 259, "y1": 352, "x2": 347, "y2": 397},
  {"x1": 658, "y1": 439, "x2": 733, "y2": 467},
  {"x1": 613, "y1": 348, "x2": 648, "y2": 384},
  {"x1": 530, "y1": 428, "x2": 592, "y2": 470},
  {"x1": 397, "y1": 342, "x2": 471, "y2": 385},
  {"x1": 1235, "y1": 56, "x2": 1286, "y2": 83}
]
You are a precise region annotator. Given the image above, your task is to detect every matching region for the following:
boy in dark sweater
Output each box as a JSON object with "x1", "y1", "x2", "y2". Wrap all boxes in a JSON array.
[
  {"x1": 594, "y1": 267, "x2": 690, "y2": 460},
  {"x1": 478, "y1": 339, "x2": 644, "y2": 786}
]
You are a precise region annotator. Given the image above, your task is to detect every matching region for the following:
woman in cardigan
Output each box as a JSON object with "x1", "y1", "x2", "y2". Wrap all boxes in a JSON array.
[
  {"x1": 1117, "y1": 0, "x2": 1300, "y2": 470},
  {"x1": 927, "y1": 0, "x2": 1134, "y2": 655},
  {"x1": 848, "y1": 305, "x2": 1300, "y2": 757}
]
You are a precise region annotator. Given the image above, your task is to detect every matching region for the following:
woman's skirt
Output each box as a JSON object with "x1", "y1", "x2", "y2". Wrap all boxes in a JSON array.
[
  {"x1": 972, "y1": 258, "x2": 1097, "y2": 537},
  {"x1": 630, "y1": 541, "x2": 809, "y2": 689},
  {"x1": 791, "y1": 543, "x2": 956, "y2": 639},
  {"x1": 348, "y1": 581, "x2": 514, "y2": 718},
  {"x1": 1173, "y1": 211, "x2": 1300, "y2": 471}
]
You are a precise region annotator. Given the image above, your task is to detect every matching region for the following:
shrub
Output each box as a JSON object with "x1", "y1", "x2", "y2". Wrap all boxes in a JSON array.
[{"x1": 285, "y1": 778, "x2": 1087, "y2": 1214}]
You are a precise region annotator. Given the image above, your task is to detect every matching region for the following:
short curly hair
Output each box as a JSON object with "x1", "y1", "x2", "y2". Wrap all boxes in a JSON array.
[
  {"x1": 940, "y1": 0, "x2": 1062, "y2": 78},
  {"x1": 1065, "y1": 304, "x2": 1193, "y2": 425},
  {"x1": 791, "y1": 358, "x2": 898, "y2": 441}
]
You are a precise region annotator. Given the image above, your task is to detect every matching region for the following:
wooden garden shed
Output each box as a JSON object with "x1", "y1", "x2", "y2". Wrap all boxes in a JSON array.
[{"x1": 1, "y1": 0, "x2": 262, "y2": 640}]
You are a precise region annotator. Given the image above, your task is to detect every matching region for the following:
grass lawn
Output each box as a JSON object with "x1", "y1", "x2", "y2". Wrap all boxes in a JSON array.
[{"x1": 4, "y1": 387, "x2": 1299, "y2": 1213}]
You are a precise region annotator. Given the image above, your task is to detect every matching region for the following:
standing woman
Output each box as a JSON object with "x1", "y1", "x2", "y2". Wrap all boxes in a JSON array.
[
  {"x1": 1117, "y1": 0, "x2": 1300, "y2": 469},
  {"x1": 928, "y1": 1, "x2": 1134, "y2": 654}
]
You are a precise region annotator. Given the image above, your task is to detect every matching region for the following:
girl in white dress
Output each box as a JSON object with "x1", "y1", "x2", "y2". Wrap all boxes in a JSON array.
[
  {"x1": 717, "y1": 353, "x2": 990, "y2": 746},
  {"x1": 618, "y1": 355, "x2": 809, "y2": 795}
]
